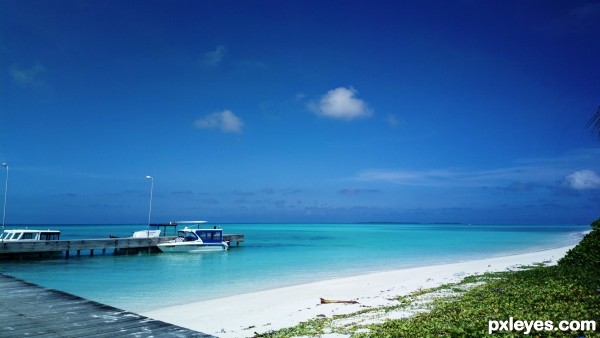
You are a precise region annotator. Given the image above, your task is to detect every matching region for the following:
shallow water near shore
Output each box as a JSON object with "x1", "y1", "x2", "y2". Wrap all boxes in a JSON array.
[{"x1": 0, "y1": 223, "x2": 589, "y2": 313}]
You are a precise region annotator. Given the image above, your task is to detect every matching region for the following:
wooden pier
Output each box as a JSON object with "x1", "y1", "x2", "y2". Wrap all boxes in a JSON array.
[
  {"x1": 0, "y1": 274, "x2": 215, "y2": 337},
  {"x1": 0, "y1": 234, "x2": 244, "y2": 259}
]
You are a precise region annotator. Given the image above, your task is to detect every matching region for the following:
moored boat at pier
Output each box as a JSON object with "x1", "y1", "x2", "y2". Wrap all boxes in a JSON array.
[
  {"x1": 131, "y1": 225, "x2": 161, "y2": 238},
  {"x1": 156, "y1": 221, "x2": 228, "y2": 252},
  {"x1": 0, "y1": 229, "x2": 61, "y2": 241}
]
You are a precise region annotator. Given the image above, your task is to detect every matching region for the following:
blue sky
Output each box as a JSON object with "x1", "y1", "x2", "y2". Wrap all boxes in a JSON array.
[{"x1": 1, "y1": 1, "x2": 600, "y2": 225}]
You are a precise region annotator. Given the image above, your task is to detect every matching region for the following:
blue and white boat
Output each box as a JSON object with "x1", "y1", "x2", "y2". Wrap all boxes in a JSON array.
[{"x1": 156, "y1": 221, "x2": 228, "y2": 253}]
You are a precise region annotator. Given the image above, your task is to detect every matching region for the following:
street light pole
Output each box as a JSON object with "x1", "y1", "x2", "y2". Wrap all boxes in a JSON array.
[
  {"x1": 2, "y1": 163, "x2": 8, "y2": 236},
  {"x1": 145, "y1": 176, "x2": 153, "y2": 237}
]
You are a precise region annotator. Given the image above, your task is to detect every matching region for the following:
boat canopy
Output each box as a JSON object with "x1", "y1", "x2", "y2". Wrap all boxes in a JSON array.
[
  {"x1": 192, "y1": 229, "x2": 223, "y2": 243},
  {"x1": 176, "y1": 228, "x2": 224, "y2": 244}
]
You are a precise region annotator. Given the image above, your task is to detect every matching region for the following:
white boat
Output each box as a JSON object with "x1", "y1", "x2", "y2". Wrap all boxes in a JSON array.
[
  {"x1": 131, "y1": 229, "x2": 161, "y2": 238},
  {"x1": 0, "y1": 229, "x2": 61, "y2": 241},
  {"x1": 156, "y1": 221, "x2": 228, "y2": 253},
  {"x1": 132, "y1": 224, "x2": 161, "y2": 238}
]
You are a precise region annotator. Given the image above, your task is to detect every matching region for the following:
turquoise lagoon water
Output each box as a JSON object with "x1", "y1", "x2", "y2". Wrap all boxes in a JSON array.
[{"x1": 0, "y1": 223, "x2": 590, "y2": 313}]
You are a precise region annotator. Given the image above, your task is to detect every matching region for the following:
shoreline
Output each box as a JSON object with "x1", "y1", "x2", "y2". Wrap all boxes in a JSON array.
[{"x1": 143, "y1": 244, "x2": 576, "y2": 338}]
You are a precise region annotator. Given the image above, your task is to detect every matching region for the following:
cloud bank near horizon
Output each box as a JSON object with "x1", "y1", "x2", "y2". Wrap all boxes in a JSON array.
[{"x1": 354, "y1": 150, "x2": 600, "y2": 192}]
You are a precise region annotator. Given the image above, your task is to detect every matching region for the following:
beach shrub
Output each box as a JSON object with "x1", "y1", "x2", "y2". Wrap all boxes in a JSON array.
[{"x1": 558, "y1": 219, "x2": 600, "y2": 290}]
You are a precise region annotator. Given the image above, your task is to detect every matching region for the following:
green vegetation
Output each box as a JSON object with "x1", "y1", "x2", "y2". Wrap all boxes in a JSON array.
[{"x1": 257, "y1": 220, "x2": 600, "y2": 337}]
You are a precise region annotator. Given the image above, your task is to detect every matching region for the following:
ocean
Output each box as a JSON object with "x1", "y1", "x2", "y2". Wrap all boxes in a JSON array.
[{"x1": 0, "y1": 223, "x2": 589, "y2": 313}]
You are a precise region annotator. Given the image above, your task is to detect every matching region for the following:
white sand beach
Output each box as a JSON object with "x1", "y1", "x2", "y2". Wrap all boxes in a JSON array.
[{"x1": 143, "y1": 245, "x2": 575, "y2": 338}]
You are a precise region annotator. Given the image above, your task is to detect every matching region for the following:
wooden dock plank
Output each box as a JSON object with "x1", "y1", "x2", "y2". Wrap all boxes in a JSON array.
[{"x1": 0, "y1": 274, "x2": 215, "y2": 337}]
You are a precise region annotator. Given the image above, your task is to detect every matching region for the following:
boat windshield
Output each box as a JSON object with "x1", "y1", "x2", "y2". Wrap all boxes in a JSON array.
[
  {"x1": 177, "y1": 230, "x2": 199, "y2": 242},
  {"x1": 4, "y1": 232, "x2": 21, "y2": 240}
]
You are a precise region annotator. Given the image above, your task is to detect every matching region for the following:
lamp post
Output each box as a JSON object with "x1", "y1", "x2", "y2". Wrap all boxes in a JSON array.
[
  {"x1": 2, "y1": 163, "x2": 8, "y2": 236},
  {"x1": 146, "y1": 176, "x2": 153, "y2": 236}
]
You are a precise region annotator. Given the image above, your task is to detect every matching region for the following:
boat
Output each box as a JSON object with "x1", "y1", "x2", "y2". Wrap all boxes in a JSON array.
[
  {"x1": 0, "y1": 229, "x2": 61, "y2": 241},
  {"x1": 131, "y1": 224, "x2": 161, "y2": 238},
  {"x1": 156, "y1": 221, "x2": 228, "y2": 252}
]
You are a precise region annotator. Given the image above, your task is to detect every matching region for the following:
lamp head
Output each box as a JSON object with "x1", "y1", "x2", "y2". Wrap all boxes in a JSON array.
[{"x1": 146, "y1": 176, "x2": 153, "y2": 180}]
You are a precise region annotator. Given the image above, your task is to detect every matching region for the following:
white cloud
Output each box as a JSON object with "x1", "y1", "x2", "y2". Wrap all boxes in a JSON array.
[
  {"x1": 194, "y1": 110, "x2": 243, "y2": 133},
  {"x1": 310, "y1": 87, "x2": 372, "y2": 120},
  {"x1": 563, "y1": 170, "x2": 600, "y2": 190},
  {"x1": 201, "y1": 45, "x2": 227, "y2": 67},
  {"x1": 10, "y1": 63, "x2": 45, "y2": 86}
]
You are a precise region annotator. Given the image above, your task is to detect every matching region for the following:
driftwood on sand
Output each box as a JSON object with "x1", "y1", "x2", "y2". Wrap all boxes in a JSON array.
[{"x1": 320, "y1": 297, "x2": 358, "y2": 304}]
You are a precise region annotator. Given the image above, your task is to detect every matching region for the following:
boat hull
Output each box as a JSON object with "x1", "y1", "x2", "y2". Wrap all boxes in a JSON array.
[{"x1": 156, "y1": 242, "x2": 228, "y2": 253}]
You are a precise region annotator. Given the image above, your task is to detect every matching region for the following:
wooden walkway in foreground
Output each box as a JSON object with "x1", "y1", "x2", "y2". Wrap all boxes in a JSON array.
[{"x1": 0, "y1": 274, "x2": 215, "y2": 337}]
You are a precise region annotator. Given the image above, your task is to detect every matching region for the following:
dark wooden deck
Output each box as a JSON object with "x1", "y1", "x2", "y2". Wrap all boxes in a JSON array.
[{"x1": 0, "y1": 274, "x2": 215, "y2": 337}]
